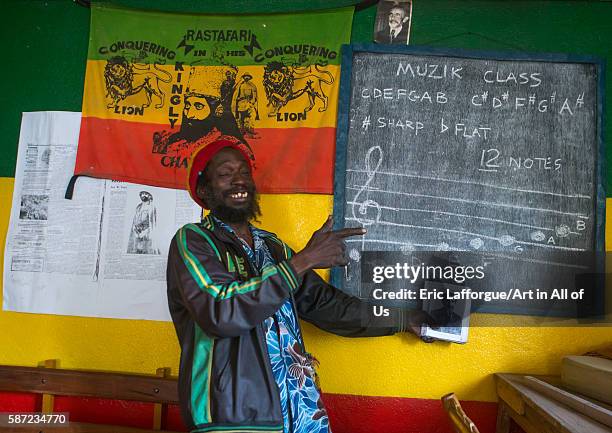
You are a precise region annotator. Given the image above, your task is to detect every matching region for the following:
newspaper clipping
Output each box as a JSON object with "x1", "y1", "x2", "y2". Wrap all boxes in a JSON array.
[{"x1": 3, "y1": 112, "x2": 201, "y2": 320}]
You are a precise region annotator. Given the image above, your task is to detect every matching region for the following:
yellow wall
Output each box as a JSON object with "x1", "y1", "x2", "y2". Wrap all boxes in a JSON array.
[{"x1": 0, "y1": 177, "x2": 610, "y2": 402}]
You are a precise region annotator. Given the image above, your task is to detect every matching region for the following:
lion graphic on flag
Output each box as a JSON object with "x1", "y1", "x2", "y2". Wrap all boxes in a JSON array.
[
  {"x1": 262, "y1": 61, "x2": 334, "y2": 117},
  {"x1": 104, "y1": 56, "x2": 172, "y2": 110}
]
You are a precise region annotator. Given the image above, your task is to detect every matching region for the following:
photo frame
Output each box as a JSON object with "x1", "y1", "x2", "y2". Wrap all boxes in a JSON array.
[{"x1": 373, "y1": 0, "x2": 413, "y2": 45}]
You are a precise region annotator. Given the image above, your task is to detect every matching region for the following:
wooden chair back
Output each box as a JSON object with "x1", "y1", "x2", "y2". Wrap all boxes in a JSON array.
[
  {"x1": 441, "y1": 392, "x2": 481, "y2": 433},
  {"x1": 0, "y1": 360, "x2": 181, "y2": 433}
]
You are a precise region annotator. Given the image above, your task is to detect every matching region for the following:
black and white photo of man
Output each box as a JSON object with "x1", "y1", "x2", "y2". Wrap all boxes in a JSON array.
[
  {"x1": 127, "y1": 190, "x2": 160, "y2": 255},
  {"x1": 374, "y1": 1, "x2": 412, "y2": 45}
]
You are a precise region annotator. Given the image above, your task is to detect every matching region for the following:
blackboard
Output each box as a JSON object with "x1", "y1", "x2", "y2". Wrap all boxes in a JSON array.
[{"x1": 331, "y1": 44, "x2": 605, "y2": 316}]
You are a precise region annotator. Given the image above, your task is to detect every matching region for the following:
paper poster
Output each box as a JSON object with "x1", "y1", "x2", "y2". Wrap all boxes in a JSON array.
[{"x1": 3, "y1": 112, "x2": 201, "y2": 320}]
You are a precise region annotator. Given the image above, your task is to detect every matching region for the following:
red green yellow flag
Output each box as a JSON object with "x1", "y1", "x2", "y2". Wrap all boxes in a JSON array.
[{"x1": 75, "y1": 3, "x2": 353, "y2": 193}]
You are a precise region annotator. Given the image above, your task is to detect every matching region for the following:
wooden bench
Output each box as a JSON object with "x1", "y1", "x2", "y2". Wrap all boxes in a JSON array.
[
  {"x1": 0, "y1": 360, "x2": 183, "y2": 433},
  {"x1": 494, "y1": 373, "x2": 612, "y2": 433}
]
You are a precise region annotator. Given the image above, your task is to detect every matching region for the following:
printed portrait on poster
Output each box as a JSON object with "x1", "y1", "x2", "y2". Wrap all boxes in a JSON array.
[{"x1": 126, "y1": 190, "x2": 160, "y2": 255}]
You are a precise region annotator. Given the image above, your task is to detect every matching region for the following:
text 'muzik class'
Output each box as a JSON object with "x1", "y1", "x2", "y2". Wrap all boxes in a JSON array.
[{"x1": 395, "y1": 61, "x2": 543, "y2": 87}]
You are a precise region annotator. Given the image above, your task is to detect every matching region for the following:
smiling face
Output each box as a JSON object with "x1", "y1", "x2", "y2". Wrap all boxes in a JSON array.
[
  {"x1": 388, "y1": 6, "x2": 406, "y2": 30},
  {"x1": 197, "y1": 147, "x2": 260, "y2": 223}
]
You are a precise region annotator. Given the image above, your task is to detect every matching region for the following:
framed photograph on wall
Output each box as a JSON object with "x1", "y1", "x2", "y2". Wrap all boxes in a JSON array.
[{"x1": 373, "y1": 0, "x2": 413, "y2": 45}]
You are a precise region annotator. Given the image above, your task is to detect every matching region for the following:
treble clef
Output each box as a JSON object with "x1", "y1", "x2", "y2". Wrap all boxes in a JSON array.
[{"x1": 351, "y1": 145, "x2": 383, "y2": 226}]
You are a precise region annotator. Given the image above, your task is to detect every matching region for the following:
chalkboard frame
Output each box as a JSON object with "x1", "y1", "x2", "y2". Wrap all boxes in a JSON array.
[{"x1": 331, "y1": 43, "x2": 606, "y2": 317}]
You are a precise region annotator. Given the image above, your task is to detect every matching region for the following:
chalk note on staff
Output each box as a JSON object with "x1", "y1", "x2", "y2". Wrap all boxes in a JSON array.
[{"x1": 331, "y1": 44, "x2": 605, "y2": 316}]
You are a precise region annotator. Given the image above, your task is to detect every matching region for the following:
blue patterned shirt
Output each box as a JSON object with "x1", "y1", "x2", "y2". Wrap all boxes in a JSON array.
[{"x1": 213, "y1": 217, "x2": 330, "y2": 433}]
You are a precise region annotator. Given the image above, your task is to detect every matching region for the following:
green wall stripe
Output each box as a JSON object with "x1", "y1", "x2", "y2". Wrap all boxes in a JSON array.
[{"x1": 3, "y1": 1, "x2": 612, "y2": 194}]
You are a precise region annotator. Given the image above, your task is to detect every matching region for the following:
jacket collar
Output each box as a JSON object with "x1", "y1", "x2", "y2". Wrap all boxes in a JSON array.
[
  {"x1": 199, "y1": 214, "x2": 278, "y2": 242},
  {"x1": 199, "y1": 214, "x2": 288, "y2": 265},
  {"x1": 199, "y1": 214, "x2": 232, "y2": 243},
  {"x1": 200, "y1": 214, "x2": 216, "y2": 231}
]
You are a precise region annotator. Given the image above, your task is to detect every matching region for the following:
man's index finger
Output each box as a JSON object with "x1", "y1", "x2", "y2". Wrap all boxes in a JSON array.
[{"x1": 334, "y1": 227, "x2": 367, "y2": 238}]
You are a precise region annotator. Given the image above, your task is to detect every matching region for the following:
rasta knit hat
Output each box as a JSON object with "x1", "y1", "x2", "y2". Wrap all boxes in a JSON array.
[{"x1": 186, "y1": 135, "x2": 255, "y2": 209}]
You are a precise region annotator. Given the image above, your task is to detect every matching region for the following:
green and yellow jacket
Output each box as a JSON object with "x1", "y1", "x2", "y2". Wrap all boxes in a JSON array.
[{"x1": 166, "y1": 215, "x2": 402, "y2": 433}]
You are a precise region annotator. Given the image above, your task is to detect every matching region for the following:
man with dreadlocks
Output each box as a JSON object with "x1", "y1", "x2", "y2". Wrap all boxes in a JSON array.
[{"x1": 166, "y1": 136, "x2": 432, "y2": 433}]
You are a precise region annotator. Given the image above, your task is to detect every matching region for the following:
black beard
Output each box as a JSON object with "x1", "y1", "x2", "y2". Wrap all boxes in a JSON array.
[
  {"x1": 205, "y1": 188, "x2": 261, "y2": 224},
  {"x1": 179, "y1": 116, "x2": 217, "y2": 142},
  {"x1": 179, "y1": 113, "x2": 245, "y2": 143}
]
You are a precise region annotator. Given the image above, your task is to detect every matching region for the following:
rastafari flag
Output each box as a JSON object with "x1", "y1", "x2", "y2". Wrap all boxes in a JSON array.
[{"x1": 75, "y1": 3, "x2": 353, "y2": 193}]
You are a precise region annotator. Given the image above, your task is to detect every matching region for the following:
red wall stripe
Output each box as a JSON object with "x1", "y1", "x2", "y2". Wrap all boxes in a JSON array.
[
  {"x1": 53, "y1": 396, "x2": 155, "y2": 429},
  {"x1": 323, "y1": 393, "x2": 498, "y2": 433},
  {"x1": 0, "y1": 391, "x2": 39, "y2": 412},
  {"x1": 0, "y1": 391, "x2": 497, "y2": 433}
]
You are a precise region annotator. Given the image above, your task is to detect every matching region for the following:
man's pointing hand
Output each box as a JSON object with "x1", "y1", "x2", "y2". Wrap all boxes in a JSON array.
[{"x1": 289, "y1": 216, "x2": 366, "y2": 276}]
